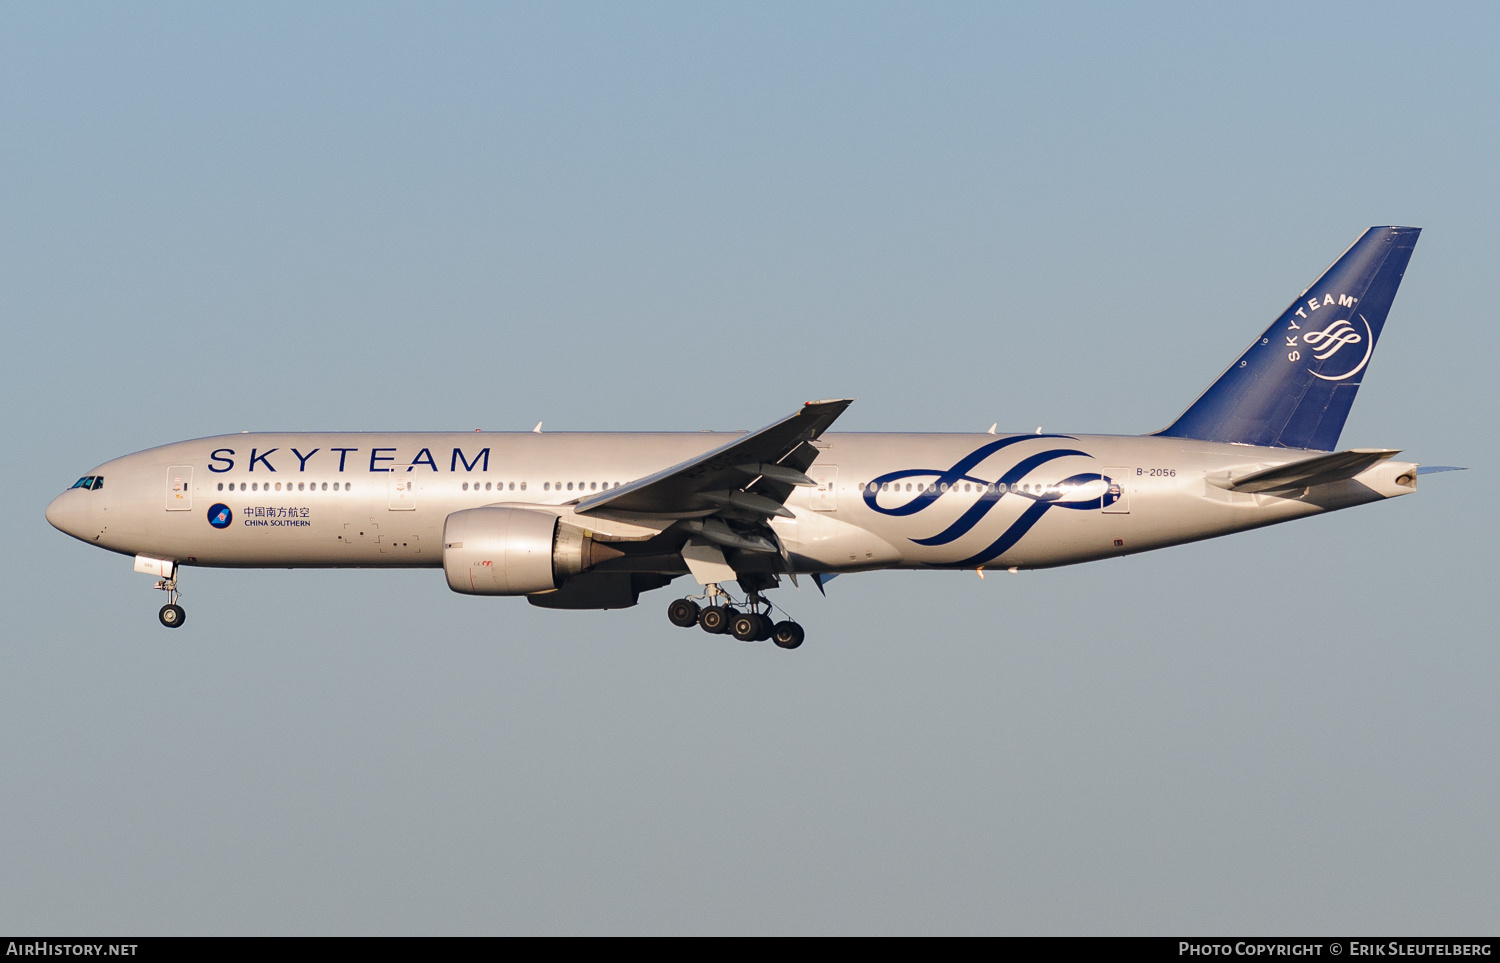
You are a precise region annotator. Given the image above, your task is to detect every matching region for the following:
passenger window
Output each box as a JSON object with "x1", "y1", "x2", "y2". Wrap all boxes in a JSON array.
[
  {"x1": 509, "y1": 482, "x2": 515, "y2": 491},
  {"x1": 485, "y1": 482, "x2": 491, "y2": 491},
  {"x1": 566, "y1": 482, "x2": 573, "y2": 491},
  {"x1": 321, "y1": 482, "x2": 327, "y2": 491},
  {"x1": 519, "y1": 482, "x2": 526, "y2": 491},
  {"x1": 543, "y1": 482, "x2": 550, "y2": 491},
  {"x1": 217, "y1": 483, "x2": 224, "y2": 491}
]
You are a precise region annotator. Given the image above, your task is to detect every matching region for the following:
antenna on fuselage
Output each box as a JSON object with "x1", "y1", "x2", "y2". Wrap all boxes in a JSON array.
[{"x1": 533, "y1": 422, "x2": 543, "y2": 433}]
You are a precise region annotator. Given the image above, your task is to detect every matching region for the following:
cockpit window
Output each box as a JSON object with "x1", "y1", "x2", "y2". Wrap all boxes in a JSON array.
[
  {"x1": 91, "y1": 476, "x2": 103, "y2": 490},
  {"x1": 69, "y1": 476, "x2": 103, "y2": 490}
]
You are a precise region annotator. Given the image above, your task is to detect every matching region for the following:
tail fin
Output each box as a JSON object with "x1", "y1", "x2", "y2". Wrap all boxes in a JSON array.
[{"x1": 1157, "y1": 226, "x2": 1420, "y2": 451}]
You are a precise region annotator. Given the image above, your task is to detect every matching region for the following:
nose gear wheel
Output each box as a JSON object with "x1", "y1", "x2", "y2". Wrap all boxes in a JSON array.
[{"x1": 152, "y1": 571, "x2": 186, "y2": 629}]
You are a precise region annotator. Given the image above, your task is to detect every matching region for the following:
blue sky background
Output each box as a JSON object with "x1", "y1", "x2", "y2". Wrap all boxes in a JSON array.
[{"x1": 2, "y1": 2, "x2": 1496, "y2": 934}]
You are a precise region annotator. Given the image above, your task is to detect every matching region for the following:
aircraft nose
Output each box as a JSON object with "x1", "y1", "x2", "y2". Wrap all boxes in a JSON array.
[{"x1": 46, "y1": 491, "x2": 83, "y2": 537}]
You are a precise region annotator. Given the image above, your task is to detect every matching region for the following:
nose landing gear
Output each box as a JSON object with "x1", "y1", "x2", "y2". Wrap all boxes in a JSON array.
[
  {"x1": 665, "y1": 583, "x2": 804, "y2": 648},
  {"x1": 154, "y1": 574, "x2": 185, "y2": 629}
]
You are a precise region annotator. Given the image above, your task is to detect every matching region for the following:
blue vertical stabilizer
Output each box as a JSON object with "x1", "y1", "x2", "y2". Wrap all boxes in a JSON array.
[{"x1": 1157, "y1": 226, "x2": 1420, "y2": 451}]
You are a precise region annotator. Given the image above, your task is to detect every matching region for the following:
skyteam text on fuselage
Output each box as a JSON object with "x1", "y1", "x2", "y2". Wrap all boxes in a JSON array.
[{"x1": 48, "y1": 227, "x2": 1450, "y2": 648}]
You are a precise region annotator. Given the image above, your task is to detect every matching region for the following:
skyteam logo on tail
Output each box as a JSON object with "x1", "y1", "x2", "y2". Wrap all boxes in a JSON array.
[
  {"x1": 862, "y1": 435, "x2": 1117, "y2": 566},
  {"x1": 1285, "y1": 292, "x2": 1374, "y2": 383},
  {"x1": 1300, "y1": 314, "x2": 1374, "y2": 382}
]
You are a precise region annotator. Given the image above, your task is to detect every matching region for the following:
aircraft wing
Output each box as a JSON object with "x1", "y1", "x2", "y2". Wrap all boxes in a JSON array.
[
  {"x1": 575, "y1": 399, "x2": 853, "y2": 519},
  {"x1": 1227, "y1": 448, "x2": 1401, "y2": 494}
]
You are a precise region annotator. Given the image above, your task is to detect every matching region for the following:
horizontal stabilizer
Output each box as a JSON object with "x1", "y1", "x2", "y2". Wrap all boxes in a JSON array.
[
  {"x1": 1227, "y1": 448, "x2": 1400, "y2": 493},
  {"x1": 1415, "y1": 465, "x2": 1467, "y2": 475}
]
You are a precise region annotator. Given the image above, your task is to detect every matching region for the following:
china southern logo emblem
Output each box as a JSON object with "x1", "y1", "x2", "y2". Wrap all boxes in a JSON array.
[{"x1": 207, "y1": 503, "x2": 232, "y2": 529}]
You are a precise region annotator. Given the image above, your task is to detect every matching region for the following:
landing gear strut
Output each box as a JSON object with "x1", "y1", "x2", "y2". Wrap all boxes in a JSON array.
[
  {"x1": 665, "y1": 583, "x2": 804, "y2": 648},
  {"x1": 154, "y1": 572, "x2": 185, "y2": 629}
]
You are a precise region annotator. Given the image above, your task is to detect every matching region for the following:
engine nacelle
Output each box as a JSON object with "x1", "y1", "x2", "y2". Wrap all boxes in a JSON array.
[{"x1": 442, "y1": 507, "x2": 616, "y2": 596}]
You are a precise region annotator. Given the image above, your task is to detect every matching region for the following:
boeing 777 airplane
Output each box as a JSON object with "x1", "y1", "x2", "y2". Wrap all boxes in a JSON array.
[{"x1": 48, "y1": 226, "x2": 1454, "y2": 648}]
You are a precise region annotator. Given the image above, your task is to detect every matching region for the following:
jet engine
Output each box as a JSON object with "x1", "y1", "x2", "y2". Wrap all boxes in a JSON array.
[{"x1": 442, "y1": 507, "x2": 623, "y2": 596}]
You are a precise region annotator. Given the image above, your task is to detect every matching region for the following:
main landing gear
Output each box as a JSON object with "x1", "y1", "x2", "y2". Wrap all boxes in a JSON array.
[
  {"x1": 666, "y1": 584, "x2": 805, "y2": 649},
  {"x1": 155, "y1": 573, "x2": 185, "y2": 629}
]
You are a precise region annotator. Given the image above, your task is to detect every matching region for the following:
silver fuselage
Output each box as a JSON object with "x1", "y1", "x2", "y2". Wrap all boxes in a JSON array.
[{"x1": 45, "y1": 430, "x2": 1417, "y2": 576}]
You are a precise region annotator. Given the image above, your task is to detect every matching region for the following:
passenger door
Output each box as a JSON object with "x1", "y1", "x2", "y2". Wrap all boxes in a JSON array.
[
  {"x1": 1102, "y1": 466, "x2": 1130, "y2": 514},
  {"x1": 166, "y1": 466, "x2": 193, "y2": 511},
  {"x1": 809, "y1": 465, "x2": 838, "y2": 512},
  {"x1": 389, "y1": 476, "x2": 416, "y2": 511}
]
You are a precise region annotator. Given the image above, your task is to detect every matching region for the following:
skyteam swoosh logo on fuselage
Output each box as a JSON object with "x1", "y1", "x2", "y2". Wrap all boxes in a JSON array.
[{"x1": 861, "y1": 435, "x2": 1119, "y2": 566}]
